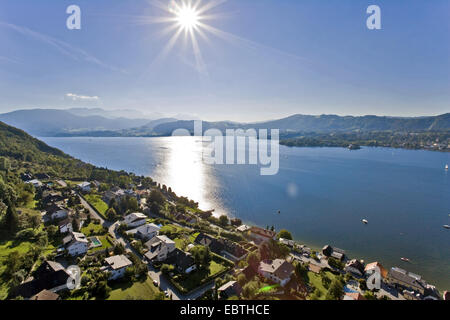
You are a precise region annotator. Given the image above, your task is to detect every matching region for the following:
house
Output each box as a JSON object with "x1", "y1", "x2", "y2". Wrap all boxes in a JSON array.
[
  {"x1": 279, "y1": 238, "x2": 296, "y2": 248},
  {"x1": 218, "y1": 281, "x2": 242, "y2": 299},
  {"x1": 386, "y1": 267, "x2": 427, "y2": 295},
  {"x1": 63, "y1": 232, "x2": 89, "y2": 256},
  {"x1": 144, "y1": 235, "x2": 176, "y2": 262},
  {"x1": 258, "y1": 259, "x2": 294, "y2": 287},
  {"x1": 11, "y1": 261, "x2": 70, "y2": 298},
  {"x1": 308, "y1": 262, "x2": 324, "y2": 274},
  {"x1": 364, "y1": 261, "x2": 388, "y2": 279},
  {"x1": 26, "y1": 179, "x2": 43, "y2": 188},
  {"x1": 77, "y1": 181, "x2": 91, "y2": 192},
  {"x1": 344, "y1": 259, "x2": 365, "y2": 277},
  {"x1": 123, "y1": 212, "x2": 147, "y2": 228},
  {"x1": 165, "y1": 248, "x2": 197, "y2": 274},
  {"x1": 194, "y1": 233, "x2": 224, "y2": 254},
  {"x1": 30, "y1": 289, "x2": 61, "y2": 300},
  {"x1": 35, "y1": 173, "x2": 50, "y2": 180},
  {"x1": 343, "y1": 292, "x2": 366, "y2": 300},
  {"x1": 103, "y1": 255, "x2": 133, "y2": 280},
  {"x1": 236, "y1": 225, "x2": 251, "y2": 233},
  {"x1": 219, "y1": 239, "x2": 248, "y2": 262},
  {"x1": 126, "y1": 223, "x2": 160, "y2": 241},
  {"x1": 46, "y1": 204, "x2": 69, "y2": 221},
  {"x1": 42, "y1": 191, "x2": 64, "y2": 205},
  {"x1": 443, "y1": 291, "x2": 450, "y2": 301},
  {"x1": 322, "y1": 245, "x2": 346, "y2": 261},
  {"x1": 249, "y1": 227, "x2": 276, "y2": 244},
  {"x1": 58, "y1": 218, "x2": 73, "y2": 234}
]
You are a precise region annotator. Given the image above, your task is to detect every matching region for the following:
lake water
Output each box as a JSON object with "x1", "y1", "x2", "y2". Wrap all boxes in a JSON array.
[{"x1": 42, "y1": 137, "x2": 450, "y2": 290}]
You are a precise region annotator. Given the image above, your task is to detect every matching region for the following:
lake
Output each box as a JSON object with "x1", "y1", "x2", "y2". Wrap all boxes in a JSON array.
[{"x1": 41, "y1": 136, "x2": 450, "y2": 290}]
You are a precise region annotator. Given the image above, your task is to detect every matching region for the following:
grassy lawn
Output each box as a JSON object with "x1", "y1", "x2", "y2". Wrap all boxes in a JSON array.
[
  {"x1": 0, "y1": 236, "x2": 55, "y2": 299},
  {"x1": 84, "y1": 193, "x2": 108, "y2": 217},
  {"x1": 108, "y1": 278, "x2": 163, "y2": 300},
  {"x1": 305, "y1": 271, "x2": 338, "y2": 300},
  {"x1": 88, "y1": 235, "x2": 113, "y2": 253},
  {"x1": 81, "y1": 222, "x2": 106, "y2": 236},
  {"x1": 171, "y1": 254, "x2": 232, "y2": 293}
]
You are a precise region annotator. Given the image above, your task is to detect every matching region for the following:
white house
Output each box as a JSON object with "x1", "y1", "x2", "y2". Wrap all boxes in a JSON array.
[
  {"x1": 103, "y1": 255, "x2": 133, "y2": 280},
  {"x1": 46, "y1": 204, "x2": 69, "y2": 221},
  {"x1": 63, "y1": 232, "x2": 89, "y2": 256},
  {"x1": 26, "y1": 179, "x2": 43, "y2": 188},
  {"x1": 258, "y1": 259, "x2": 294, "y2": 287},
  {"x1": 144, "y1": 235, "x2": 176, "y2": 262},
  {"x1": 123, "y1": 212, "x2": 147, "y2": 228},
  {"x1": 77, "y1": 182, "x2": 91, "y2": 192},
  {"x1": 127, "y1": 223, "x2": 160, "y2": 241},
  {"x1": 58, "y1": 218, "x2": 73, "y2": 234}
]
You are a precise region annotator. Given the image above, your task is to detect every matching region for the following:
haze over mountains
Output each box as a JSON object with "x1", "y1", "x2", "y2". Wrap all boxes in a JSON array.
[{"x1": 0, "y1": 108, "x2": 448, "y2": 137}]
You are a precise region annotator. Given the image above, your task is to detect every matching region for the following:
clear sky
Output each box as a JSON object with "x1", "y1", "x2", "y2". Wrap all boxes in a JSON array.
[{"x1": 0, "y1": 0, "x2": 448, "y2": 122}]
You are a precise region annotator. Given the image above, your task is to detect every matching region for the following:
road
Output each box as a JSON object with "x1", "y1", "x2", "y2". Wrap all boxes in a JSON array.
[{"x1": 79, "y1": 198, "x2": 218, "y2": 300}]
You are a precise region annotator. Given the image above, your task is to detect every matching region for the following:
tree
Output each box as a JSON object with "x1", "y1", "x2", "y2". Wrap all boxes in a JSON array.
[
  {"x1": 191, "y1": 245, "x2": 211, "y2": 270},
  {"x1": 325, "y1": 278, "x2": 344, "y2": 300},
  {"x1": 3, "y1": 203, "x2": 19, "y2": 234},
  {"x1": 219, "y1": 215, "x2": 229, "y2": 227},
  {"x1": 277, "y1": 229, "x2": 293, "y2": 240},
  {"x1": 148, "y1": 189, "x2": 165, "y2": 206},
  {"x1": 237, "y1": 273, "x2": 247, "y2": 287},
  {"x1": 246, "y1": 251, "x2": 260, "y2": 272},
  {"x1": 295, "y1": 262, "x2": 308, "y2": 279},
  {"x1": 106, "y1": 207, "x2": 117, "y2": 220}
]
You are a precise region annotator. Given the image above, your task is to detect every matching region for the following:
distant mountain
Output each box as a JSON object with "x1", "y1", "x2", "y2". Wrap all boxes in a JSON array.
[
  {"x1": 0, "y1": 109, "x2": 152, "y2": 136},
  {"x1": 66, "y1": 107, "x2": 160, "y2": 120},
  {"x1": 149, "y1": 113, "x2": 450, "y2": 136}
]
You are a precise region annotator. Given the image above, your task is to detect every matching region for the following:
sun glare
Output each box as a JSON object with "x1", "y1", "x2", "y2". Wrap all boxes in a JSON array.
[{"x1": 175, "y1": 5, "x2": 200, "y2": 31}]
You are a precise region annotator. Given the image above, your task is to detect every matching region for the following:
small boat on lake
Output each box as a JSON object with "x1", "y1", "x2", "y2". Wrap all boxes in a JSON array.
[
  {"x1": 446, "y1": 164, "x2": 449, "y2": 170},
  {"x1": 401, "y1": 257, "x2": 411, "y2": 263},
  {"x1": 362, "y1": 219, "x2": 368, "y2": 224},
  {"x1": 443, "y1": 225, "x2": 450, "y2": 230}
]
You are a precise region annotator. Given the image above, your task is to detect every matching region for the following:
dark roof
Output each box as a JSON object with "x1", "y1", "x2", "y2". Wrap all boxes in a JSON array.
[
  {"x1": 166, "y1": 249, "x2": 195, "y2": 272},
  {"x1": 345, "y1": 259, "x2": 365, "y2": 274},
  {"x1": 218, "y1": 239, "x2": 247, "y2": 258},
  {"x1": 388, "y1": 267, "x2": 426, "y2": 290},
  {"x1": 194, "y1": 233, "x2": 224, "y2": 254},
  {"x1": 218, "y1": 281, "x2": 242, "y2": 298},
  {"x1": 11, "y1": 261, "x2": 69, "y2": 298}
]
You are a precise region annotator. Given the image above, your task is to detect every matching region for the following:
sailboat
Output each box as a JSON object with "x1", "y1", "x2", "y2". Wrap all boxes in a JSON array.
[
  {"x1": 445, "y1": 164, "x2": 449, "y2": 170},
  {"x1": 362, "y1": 219, "x2": 368, "y2": 224}
]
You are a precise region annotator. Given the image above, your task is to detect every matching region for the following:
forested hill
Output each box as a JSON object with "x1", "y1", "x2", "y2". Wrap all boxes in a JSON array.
[{"x1": 0, "y1": 120, "x2": 96, "y2": 180}]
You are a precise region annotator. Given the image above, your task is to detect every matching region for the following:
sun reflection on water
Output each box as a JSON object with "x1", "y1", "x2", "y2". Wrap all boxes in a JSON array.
[{"x1": 152, "y1": 137, "x2": 223, "y2": 214}]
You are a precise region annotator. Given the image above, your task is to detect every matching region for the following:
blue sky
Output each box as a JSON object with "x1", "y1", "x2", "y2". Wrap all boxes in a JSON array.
[{"x1": 0, "y1": 0, "x2": 448, "y2": 121}]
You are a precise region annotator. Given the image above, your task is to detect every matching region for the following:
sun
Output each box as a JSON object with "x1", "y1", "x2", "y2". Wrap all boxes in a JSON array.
[{"x1": 174, "y1": 4, "x2": 200, "y2": 31}]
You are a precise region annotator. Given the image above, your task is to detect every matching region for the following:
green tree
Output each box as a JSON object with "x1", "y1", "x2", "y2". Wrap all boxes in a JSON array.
[
  {"x1": 219, "y1": 215, "x2": 229, "y2": 227},
  {"x1": 277, "y1": 229, "x2": 293, "y2": 240},
  {"x1": 3, "y1": 203, "x2": 19, "y2": 234},
  {"x1": 191, "y1": 245, "x2": 211, "y2": 270},
  {"x1": 149, "y1": 189, "x2": 165, "y2": 206}
]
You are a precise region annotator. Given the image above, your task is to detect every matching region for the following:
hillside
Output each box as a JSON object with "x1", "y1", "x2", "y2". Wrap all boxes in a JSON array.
[
  {"x1": 0, "y1": 109, "x2": 151, "y2": 136},
  {"x1": 149, "y1": 113, "x2": 450, "y2": 136}
]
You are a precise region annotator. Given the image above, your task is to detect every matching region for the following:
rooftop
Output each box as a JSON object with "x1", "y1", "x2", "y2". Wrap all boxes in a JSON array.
[{"x1": 105, "y1": 255, "x2": 133, "y2": 270}]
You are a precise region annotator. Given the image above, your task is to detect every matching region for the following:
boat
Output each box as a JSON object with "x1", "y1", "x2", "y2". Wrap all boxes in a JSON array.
[
  {"x1": 401, "y1": 257, "x2": 410, "y2": 263},
  {"x1": 362, "y1": 219, "x2": 368, "y2": 224},
  {"x1": 446, "y1": 164, "x2": 449, "y2": 170},
  {"x1": 444, "y1": 225, "x2": 450, "y2": 230}
]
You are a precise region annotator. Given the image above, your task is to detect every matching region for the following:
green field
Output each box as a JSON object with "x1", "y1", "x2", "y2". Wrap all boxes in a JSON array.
[
  {"x1": 108, "y1": 278, "x2": 163, "y2": 300},
  {"x1": 81, "y1": 222, "x2": 106, "y2": 236},
  {"x1": 84, "y1": 193, "x2": 108, "y2": 217},
  {"x1": 305, "y1": 271, "x2": 338, "y2": 300}
]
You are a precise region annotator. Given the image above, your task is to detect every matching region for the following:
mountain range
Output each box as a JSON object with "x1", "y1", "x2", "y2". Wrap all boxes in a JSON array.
[{"x1": 0, "y1": 108, "x2": 448, "y2": 137}]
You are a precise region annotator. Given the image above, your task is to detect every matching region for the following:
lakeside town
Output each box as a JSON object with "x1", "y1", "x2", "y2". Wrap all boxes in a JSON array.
[{"x1": 1, "y1": 172, "x2": 447, "y2": 301}]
